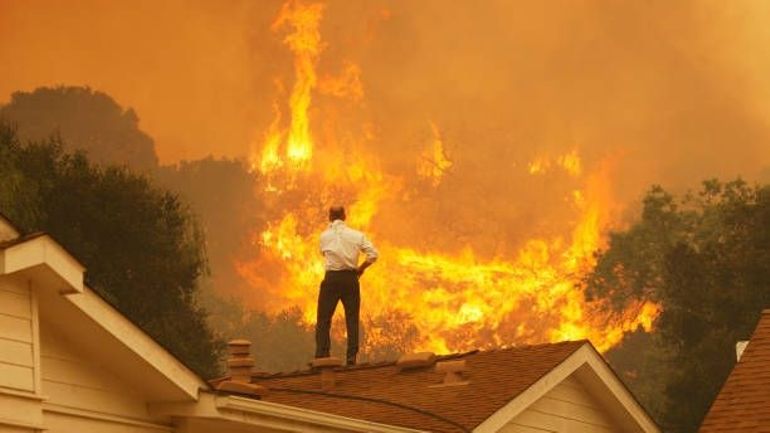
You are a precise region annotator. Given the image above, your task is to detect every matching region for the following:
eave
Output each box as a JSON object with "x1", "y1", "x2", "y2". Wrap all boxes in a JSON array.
[{"x1": 151, "y1": 391, "x2": 429, "y2": 433}]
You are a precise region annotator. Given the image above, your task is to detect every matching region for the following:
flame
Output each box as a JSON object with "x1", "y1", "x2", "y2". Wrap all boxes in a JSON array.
[
  {"x1": 238, "y1": 0, "x2": 660, "y2": 357},
  {"x1": 253, "y1": 0, "x2": 325, "y2": 176},
  {"x1": 319, "y1": 62, "x2": 365, "y2": 103}
]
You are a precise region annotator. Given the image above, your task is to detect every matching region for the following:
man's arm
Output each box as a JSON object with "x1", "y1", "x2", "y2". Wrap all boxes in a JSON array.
[{"x1": 357, "y1": 235, "x2": 378, "y2": 277}]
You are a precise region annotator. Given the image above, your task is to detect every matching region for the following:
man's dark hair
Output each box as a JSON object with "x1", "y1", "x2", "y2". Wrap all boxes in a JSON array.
[{"x1": 329, "y1": 206, "x2": 346, "y2": 222}]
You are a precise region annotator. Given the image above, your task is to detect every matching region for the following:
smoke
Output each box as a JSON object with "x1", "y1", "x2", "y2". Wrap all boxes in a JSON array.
[
  {"x1": 3, "y1": 0, "x2": 770, "y2": 329},
  {"x1": 358, "y1": 1, "x2": 770, "y2": 203},
  {"x1": 1, "y1": 1, "x2": 768, "y2": 175}
]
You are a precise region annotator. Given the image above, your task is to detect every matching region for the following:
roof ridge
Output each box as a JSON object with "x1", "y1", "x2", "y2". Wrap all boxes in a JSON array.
[
  {"x1": 243, "y1": 340, "x2": 587, "y2": 380},
  {"x1": 213, "y1": 338, "x2": 591, "y2": 432}
]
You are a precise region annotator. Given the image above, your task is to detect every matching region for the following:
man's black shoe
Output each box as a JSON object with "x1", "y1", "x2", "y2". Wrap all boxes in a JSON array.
[{"x1": 346, "y1": 357, "x2": 356, "y2": 366}]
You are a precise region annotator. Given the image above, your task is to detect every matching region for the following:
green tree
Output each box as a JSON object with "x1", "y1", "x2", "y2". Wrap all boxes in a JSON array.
[
  {"x1": 0, "y1": 86, "x2": 158, "y2": 169},
  {"x1": 0, "y1": 122, "x2": 222, "y2": 378},
  {"x1": 586, "y1": 179, "x2": 770, "y2": 433}
]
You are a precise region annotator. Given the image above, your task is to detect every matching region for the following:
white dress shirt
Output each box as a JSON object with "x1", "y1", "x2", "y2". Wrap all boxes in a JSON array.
[{"x1": 320, "y1": 220, "x2": 378, "y2": 271}]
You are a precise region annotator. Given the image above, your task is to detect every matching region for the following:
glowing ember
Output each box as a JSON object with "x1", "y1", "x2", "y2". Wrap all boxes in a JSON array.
[{"x1": 238, "y1": 0, "x2": 660, "y2": 357}]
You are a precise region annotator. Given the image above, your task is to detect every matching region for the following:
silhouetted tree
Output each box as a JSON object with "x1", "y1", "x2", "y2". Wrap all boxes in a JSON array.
[{"x1": 0, "y1": 86, "x2": 158, "y2": 169}]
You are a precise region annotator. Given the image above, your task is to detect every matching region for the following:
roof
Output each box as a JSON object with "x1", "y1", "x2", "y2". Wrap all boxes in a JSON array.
[
  {"x1": 699, "y1": 309, "x2": 770, "y2": 433},
  {"x1": 214, "y1": 341, "x2": 586, "y2": 433}
]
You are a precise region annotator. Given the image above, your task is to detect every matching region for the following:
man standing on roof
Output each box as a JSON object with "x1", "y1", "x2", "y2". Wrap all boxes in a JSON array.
[{"x1": 316, "y1": 205, "x2": 378, "y2": 366}]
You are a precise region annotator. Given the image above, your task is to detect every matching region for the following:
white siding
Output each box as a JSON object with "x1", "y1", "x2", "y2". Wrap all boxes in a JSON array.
[
  {"x1": 0, "y1": 279, "x2": 34, "y2": 393},
  {"x1": 501, "y1": 375, "x2": 623, "y2": 433},
  {"x1": 39, "y1": 320, "x2": 170, "y2": 433},
  {"x1": 0, "y1": 391, "x2": 43, "y2": 433}
]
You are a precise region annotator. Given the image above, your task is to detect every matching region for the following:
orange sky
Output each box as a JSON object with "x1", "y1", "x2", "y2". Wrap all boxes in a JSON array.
[{"x1": 0, "y1": 0, "x2": 280, "y2": 161}]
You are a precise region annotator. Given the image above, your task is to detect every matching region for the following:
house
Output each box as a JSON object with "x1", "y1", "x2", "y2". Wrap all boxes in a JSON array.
[
  {"x1": 0, "y1": 213, "x2": 660, "y2": 433},
  {"x1": 699, "y1": 309, "x2": 770, "y2": 433}
]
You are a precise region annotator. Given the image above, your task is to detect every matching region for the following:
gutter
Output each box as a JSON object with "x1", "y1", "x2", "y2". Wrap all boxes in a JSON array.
[
  {"x1": 216, "y1": 395, "x2": 428, "y2": 433},
  {"x1": 152, "y1": 391, "x2": 427, "y2": 433}
]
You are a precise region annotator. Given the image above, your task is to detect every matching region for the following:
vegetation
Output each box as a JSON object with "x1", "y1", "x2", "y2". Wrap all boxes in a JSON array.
[
  {"x1": 0, "y1": 122, "x2": 222, "y2": 378},
  {"x1": 587, "y1": 179, "x2": 770, "y2": 433}
]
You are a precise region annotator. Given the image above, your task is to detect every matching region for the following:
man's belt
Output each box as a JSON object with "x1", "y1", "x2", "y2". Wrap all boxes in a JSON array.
[{"x1": 325, "y1": 269, "x2": 357, "y2": 274}]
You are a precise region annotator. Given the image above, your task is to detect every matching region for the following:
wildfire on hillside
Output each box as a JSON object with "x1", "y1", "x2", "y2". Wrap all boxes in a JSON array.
[{"x1": 237, "y1": 0, "x2": 659, "y2": 356}]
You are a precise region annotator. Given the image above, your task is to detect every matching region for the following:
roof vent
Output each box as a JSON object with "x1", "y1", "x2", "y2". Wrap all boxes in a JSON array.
[
  {"x1": 396, "y1": 352, "x2": 436, "y2": 371},
  {"x1": 432, "y1": 360, "x2": 469, "y2": 387},
  {"x1": 216, "y1": 339, "x2": 268, "y2": 397},
  {"x1": 311, "y1": 357, "x2": 343, "y2": 391}
]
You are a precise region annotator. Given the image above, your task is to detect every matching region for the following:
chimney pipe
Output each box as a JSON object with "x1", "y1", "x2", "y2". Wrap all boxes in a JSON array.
[
  {"x1": 311, "y1": 357, "x2": 343, "y2": 391},
  {"x1": 216, "y1": 339, "x2": 268, "y2": 397},
  {"x1": 227, "y1": 339, "x2": 255, "y2": 383}
]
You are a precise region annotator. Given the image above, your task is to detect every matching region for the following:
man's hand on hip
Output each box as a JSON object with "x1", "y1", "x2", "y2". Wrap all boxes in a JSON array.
[{"x1": 357, "y1": 261, "x2": 372, "y2": 278}]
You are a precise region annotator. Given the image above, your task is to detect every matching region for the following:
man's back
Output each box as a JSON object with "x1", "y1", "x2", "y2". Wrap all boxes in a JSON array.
[{"x1": 320, "y1": 220, "x2": 378, "y2": 271}]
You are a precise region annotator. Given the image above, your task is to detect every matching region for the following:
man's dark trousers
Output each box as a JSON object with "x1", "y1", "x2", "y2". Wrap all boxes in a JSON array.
[{"x1": 315, "y1": 270, "x2": 360, "y2": 363}]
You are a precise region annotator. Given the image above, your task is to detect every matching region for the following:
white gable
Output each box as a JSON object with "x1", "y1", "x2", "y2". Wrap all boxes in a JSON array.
[{"x1": 503, "y1": 374, "x2": 625, "y2": 432}]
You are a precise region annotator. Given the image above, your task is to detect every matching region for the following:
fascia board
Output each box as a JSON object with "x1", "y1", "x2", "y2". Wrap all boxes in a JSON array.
[
  {"x1": 1, "y1": 235, "x2": 84, "y2": 294},
  {"x1": 215, "y1": 394, "x2": 429, "y2": 433},
  {"x1": 580, "y1": 344, "x2": 660, "y2": 433},
  {"x1": 63, "y1": 286, "x2": 208, "y2": 400}
]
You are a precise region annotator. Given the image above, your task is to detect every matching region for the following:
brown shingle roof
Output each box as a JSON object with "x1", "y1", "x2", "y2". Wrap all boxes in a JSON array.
[
  {"x1": 700, "y1": 309, "x2": 770, "y2": 433},
  {"x1": 215, "y1": 340, "x2": 586, "y2": 432}
]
